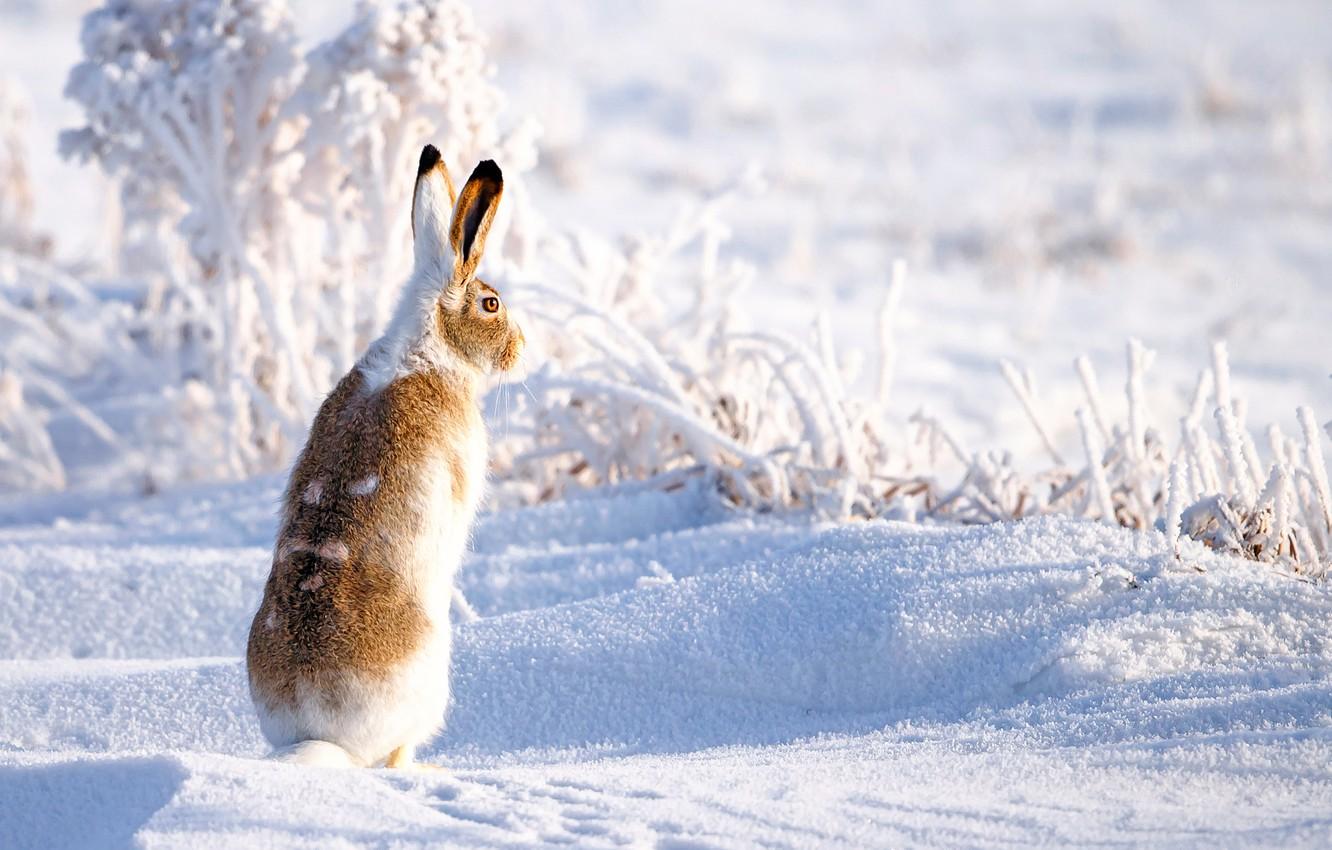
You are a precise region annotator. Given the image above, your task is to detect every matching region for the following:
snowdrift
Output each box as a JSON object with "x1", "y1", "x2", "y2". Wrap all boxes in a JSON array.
[
  {"x1": 2, "y1": 479, "x2": 1332, "y2": 847},
  {"x1": 3, "y1": 483, "x2": 1330, "y2": 761},
  {"x1": 3, "y1": 481, "x2": 1331, "y2": 847}
]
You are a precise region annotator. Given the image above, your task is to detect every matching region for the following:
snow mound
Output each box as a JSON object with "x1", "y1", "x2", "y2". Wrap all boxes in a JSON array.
[
  {"x1": 448, "y1": 517, "x2": 1332, "y2": 755},
  {"x1": 4, "y1": 489, "x2": 1329, "y2": 766},
  {"x1": 3, "y1": 478, "x2": 1332, "y2": 845}
]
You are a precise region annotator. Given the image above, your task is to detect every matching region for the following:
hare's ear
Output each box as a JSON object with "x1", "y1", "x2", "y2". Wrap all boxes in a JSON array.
[
  {"x1": 411, "y1": 144, "x2": 457, "y2": 275},
  {"x1": 448, "y1": 160, "x2": 504, "y2": 286}
]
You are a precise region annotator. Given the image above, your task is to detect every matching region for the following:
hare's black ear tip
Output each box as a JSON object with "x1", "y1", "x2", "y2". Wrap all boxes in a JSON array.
[
  {"x1": 417, "y1": 144, "x2": 442, "y2": 177},
  {"x1": 470, "y1": 159, "x2": 503, "y2": 185}
]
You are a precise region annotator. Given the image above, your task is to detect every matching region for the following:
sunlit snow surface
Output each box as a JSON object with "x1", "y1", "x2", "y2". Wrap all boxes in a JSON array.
[
  {"x1": 4, "y1": 0, "x2": 1332, "y2": 846},
  {"x1": 3, "y1": 478, "x2": 1332, "y2": 847}
]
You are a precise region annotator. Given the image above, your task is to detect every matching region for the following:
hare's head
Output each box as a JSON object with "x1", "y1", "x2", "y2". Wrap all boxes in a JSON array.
[{"x1": 411, "y1": 145, "x2": 525, "y2": 373}]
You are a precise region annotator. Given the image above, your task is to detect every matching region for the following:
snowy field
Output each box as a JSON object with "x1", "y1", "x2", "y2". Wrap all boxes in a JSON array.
[
  {"x1": 3, "y1": 0, "x2": 1332, "y2": 847},
  {"x1": 4, "y1": 479, "x2": 1332, "y2": 847}
]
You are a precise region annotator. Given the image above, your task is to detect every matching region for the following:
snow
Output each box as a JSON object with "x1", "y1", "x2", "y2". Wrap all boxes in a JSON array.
[
  {"x1": 3, "y1": 477, "x2": 1332, "y2": 846},
  {"x1": 4, "y1": 0, "x2": 1332, "y2": 845}
]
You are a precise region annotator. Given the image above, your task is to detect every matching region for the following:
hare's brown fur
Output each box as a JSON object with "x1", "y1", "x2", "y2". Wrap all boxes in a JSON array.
[
  {"x1": 439, "y1": 281, "x2": 524, "y2": 373},
  {"x1": 247, "y1": 366, "x2": 479, "y2": 714},
  {"x1": 246, "y1": 150, "x2": 521, "y2": 768}
]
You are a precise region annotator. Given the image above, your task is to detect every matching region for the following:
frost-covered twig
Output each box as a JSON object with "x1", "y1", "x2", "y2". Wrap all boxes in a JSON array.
[
  {"x1": 0, "y1": 78, "x2": 49, "y2": 258},
  {"x1": 1126, "y1": 338, "x2": 1152, "y2": 462},
  {"x1": 1215, "y1": 405, "x2": 1256, "y2": 506},
  {"x1": 1165, "y1": 460, "x2": 1187, "y2": 559},
  {"x1": 1298, "y1": 406, "x2": 1332, "y2": 551},
  {"x1": 1000, "y1": 359, "x2": 1064, "y2": 466},
  {"x1": 877, "y1": 259, "x2": 907, "y2": 408},
  {"x1": 1077, "y1": 407, "x2": 1116, "y2": 524},
  {"x1": 1075, "y1": 355, "x2": 1111, "y2": 444}
]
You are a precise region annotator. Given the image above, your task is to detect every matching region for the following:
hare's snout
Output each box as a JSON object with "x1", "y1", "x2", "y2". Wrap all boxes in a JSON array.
[{"x1": 496, "y1": 323, "x2": 525, "y2": 372}]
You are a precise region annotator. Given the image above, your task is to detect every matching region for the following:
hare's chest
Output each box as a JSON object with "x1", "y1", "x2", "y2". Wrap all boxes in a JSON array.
[
  {"x1": 454, "y1": 423, "x2": 488, "y2": 521},
  {"x1": 405, "y1": 429, "x2": 485, "y2": 578}
]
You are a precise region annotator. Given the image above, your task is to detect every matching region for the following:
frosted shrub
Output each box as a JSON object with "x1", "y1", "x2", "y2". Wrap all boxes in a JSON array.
[
  {"x1": 954, "y1": 340, "x2": 1332, "y2": 576},
  {"x1": 59, "y1": 0, "x2": 535, "y2": 476},
  {"x1": 0, "y1": 78, "x2": 75, "y2": 491},
  {"x1": 486, "y1": 201, "x2": 1331, "y2": 574},
  {"x1": 486, "y1": 169, "x2": 896, "y2": 517},
  {"x1": 298, "y1": 0, "x2": 539, "y2": 350},
  {"x1": 0, "y1": 250, "x2": 139, "y2": 491},
  {"x1": 61, "y1": 0, "x2": 311, "y2": 474}
]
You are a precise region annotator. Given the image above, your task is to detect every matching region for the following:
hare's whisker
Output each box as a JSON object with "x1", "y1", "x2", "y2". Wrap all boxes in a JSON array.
[
  {"x1": 504, "y1": 381, "x2": 512, "y2": 441},
  {"x1": 517, "y1": 358, "x2": 539, "y2": 404}
]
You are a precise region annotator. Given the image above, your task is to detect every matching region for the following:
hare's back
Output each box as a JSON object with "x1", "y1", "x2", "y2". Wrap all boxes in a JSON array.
[
  {"x1": 283, "y1": 367, "x2": 470, "y2": 549},
  {"x1": 249, "y1": 369, "x2": 470, "y2": 697}
]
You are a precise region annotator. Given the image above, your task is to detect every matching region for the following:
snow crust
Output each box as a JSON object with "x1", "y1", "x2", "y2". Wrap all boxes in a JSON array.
[{"x1": 3, "y1": 478, "x2": 1332, "y2": 847}]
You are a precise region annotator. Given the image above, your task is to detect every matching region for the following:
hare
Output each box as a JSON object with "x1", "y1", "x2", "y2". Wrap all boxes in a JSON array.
[{"x1": 245, "y1": 146, "x2": 523, "y2": 769}]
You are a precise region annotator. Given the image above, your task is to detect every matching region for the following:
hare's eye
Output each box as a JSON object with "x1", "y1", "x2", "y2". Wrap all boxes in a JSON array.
[{"x1": 481, "y1": 296, "x2": 500, "y2": 314}]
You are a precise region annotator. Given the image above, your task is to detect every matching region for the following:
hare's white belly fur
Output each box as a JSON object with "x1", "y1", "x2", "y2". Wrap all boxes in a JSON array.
[
  {"x1": 257, "y1": 628, "x2": 453, "y2": 766},
  {"x1": 257, "y1": 445, "x2": 482, "y2": 766}
]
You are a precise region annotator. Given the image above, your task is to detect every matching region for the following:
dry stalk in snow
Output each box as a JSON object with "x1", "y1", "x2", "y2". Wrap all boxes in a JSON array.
[{"x1": 977, "y1": 339, "x2": 1330, "y2": 577}]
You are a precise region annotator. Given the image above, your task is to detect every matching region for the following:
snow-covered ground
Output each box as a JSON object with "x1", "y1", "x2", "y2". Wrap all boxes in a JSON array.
[
  {"x1": 4, "y1": 479, "x2": 1332, "y2": 848},
  {"x1": 4, "y1": 0, "x2": 1332, "y2": 846}
]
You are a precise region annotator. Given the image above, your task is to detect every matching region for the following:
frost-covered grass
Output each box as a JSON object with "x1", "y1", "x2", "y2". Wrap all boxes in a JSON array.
[{"x1": 4, "y1": 0, "x2": 1331, "y2": 576}]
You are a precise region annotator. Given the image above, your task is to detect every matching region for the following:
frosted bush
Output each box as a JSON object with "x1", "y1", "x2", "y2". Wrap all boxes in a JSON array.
[
  {"x1": 59, "y1": 0, "x2": 537, "y2": 476},
  {"x1": 487, "y1": 168, "x2": 896, "y2": 518},
  {"x1": 8, "y1": 0, "x2": 1330, "y2": 580},
  {"x1": 61, "y1": 0, "x2": 312, "y2": 474},
  {"x1": 929, "y1": 339, "x2": 1332, "y2": 576},
  {"x1": 297, "y1": 0, "x2": 539, "y2": 348},
  {"x1": 483, "y1": 188, "x2": 1332, "y2": 574},
  {"x1": 0, "y1": 249, "x2": 141, "y2": 490}
]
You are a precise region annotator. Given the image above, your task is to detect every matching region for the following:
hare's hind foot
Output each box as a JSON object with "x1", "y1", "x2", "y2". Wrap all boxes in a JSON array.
[
  {"x1": 269, "y1": 739, "x2": 361, "y2": 768},
  {"x1": 384, "y1": 745, "x2": 446, "y2": 772}
]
